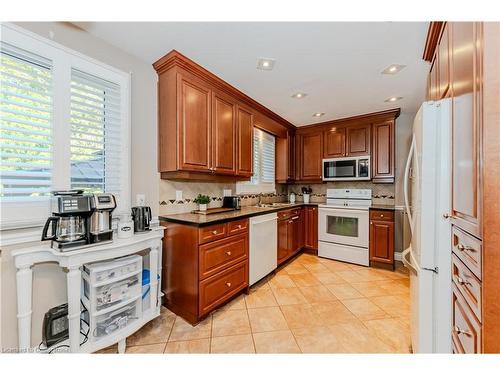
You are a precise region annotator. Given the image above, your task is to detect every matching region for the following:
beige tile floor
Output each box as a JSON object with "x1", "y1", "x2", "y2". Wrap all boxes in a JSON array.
[{"x1": 97, "y1": 253, "x2": 411, "y2": 354}]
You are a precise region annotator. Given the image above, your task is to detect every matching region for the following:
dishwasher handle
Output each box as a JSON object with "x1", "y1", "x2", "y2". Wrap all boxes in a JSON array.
[{"x1": 251, "y1": 217, "x2": 278, "y2": 225}]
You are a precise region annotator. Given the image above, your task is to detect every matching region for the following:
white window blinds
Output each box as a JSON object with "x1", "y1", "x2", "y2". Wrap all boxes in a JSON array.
[
  {"x1": 237, "y1": 128, "x2": 275, "y2": 194},
  {"x1": 0, "y1": 43, "x2": 53, "y2": 201},
  {"x1": 70, "y1": 69, "x2": 122, "y2": 196}
]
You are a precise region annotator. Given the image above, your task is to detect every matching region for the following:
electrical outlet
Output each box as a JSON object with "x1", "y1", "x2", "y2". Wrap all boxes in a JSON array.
[
  {"x1": 176, "y1": 190, "x2": 183, "y2": 201},
  {"x1": 136, "y1": 194, "x2": 145, "y2": 206}
]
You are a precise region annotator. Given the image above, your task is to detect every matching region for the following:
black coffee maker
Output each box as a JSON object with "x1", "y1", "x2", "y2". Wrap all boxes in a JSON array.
[{"x1": 131, "y1": 206, "x2": 152, "y2": 232}]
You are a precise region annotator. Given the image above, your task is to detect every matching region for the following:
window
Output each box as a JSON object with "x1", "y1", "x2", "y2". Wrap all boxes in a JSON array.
[
  {"x1": 236, "y1": 128, "x2": 275, "y2": 194},
  {"x1": 0, "y1": 24, "x2": 130, "y2": 229}
]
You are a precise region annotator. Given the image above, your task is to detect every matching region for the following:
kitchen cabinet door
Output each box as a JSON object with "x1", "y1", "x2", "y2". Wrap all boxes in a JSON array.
[
  {"x1": 297, "y1": 132, "x2": 323, "y2": 181},
  {"x1": 324, "y1": 127, "x2": 345, "y2": 157},
  {"x1": 178, "y1": 73, "x2": 212, "y2": 172},
  {"x1": 294, "y1": 209, "x2": 305, "y2": 252},
  {"x1": 304, "y1": 206, "x2": 318, "y2": 253},
  {"x1": 451, "y1": 22, "x2": 482, "y2": 238},
  {"x1": 212, "y1": 91, "x2": 237, "y2": 175},
  {"x1": 372, "y1": 120, "x2": 395, "y2": 183},
  {"x1": 369, "y1": 219, "x2": 394, "y2": 267},
  {"x1": 236, "y1": 104, "x2": 254, "y2": 177},
  {"x1": 276, "y1": 131, "x2": 295, "y2": 183},
  {"x1": 346, "y1": 123, "x2": 371, "y2": 156},
  {"x1": 277, "y1": 218, "x2": 289, "y2": 265}
]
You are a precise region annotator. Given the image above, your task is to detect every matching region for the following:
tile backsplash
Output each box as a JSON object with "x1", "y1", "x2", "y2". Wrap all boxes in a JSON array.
[{"x1": 159, "y1": 179, "x2": 395, "y2": 216}]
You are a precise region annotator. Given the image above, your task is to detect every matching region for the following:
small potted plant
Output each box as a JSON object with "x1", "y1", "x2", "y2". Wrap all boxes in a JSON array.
[
  {"x1": 194, "y1": 194, "x2": 211, "y2": 211},
  {"x1": 301, "y1": 186, "x2": 312, "y2": 204}
]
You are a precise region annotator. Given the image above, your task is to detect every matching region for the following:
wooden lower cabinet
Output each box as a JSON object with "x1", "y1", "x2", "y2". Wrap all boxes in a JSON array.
[
  {"x1": 161, "y1": 219, "x2": 249, "y2": 324},
  {"x1": 369, "y1": 209, "x2": 394, "y2": 269},
  {"x1": 452, "y1": 283, "x2": 482, "y2": 353},
  {"x1": 277, "y1": 207, "x2": 309, "y2": 266},
  {"x1": 304, "y1": 206, "x2": 318, "y2": 254}
]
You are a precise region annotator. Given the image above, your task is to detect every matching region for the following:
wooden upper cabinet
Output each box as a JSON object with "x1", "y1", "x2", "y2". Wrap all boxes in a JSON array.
[
  {"x1": 276, "y1": 131, "x2": 295, "y2": 183},
  {"x1": 178, "y1": 73, "x2": 212, "y2": 172},
  {"x1": 346, "y1": 123, "x2": 371, "y2": 156},
  {"x1": 236, "y1": 105, "x2": 254, "y2": 177},
  {"x1": 438, "y1": 23, "x2": 450, "y2": 98},
  {"x1": 451, "y1": 22, "x2": 482, "y2": 238},
  {"x1": 297, "y1": 131, "x2": 323, "y2": 181},
  {"x1": 211, "y1": 91, "x2": 236, "y2": 175},
  {"x1": 372, "y1": 120, "x2": 395, "y2": 183},
  {"x1": 324, "y1": 127, "x2": 345, "y2": 157}
]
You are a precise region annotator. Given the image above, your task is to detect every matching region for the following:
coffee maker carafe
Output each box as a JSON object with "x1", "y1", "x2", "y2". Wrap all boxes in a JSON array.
[
  {"x1": 89, "y1": 193, "x2": 116, "y2": 244},
  {"x1": 42, "y1": 190, "x2": 92, "y2": 250},
  {"x1": 131, "y1": 206, "x2": 152, "y2": 232}
]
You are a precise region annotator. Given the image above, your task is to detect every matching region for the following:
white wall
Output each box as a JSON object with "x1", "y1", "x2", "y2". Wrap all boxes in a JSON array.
[{"x1": 1, "y1": 22, "x2": 158, "y2": 349}]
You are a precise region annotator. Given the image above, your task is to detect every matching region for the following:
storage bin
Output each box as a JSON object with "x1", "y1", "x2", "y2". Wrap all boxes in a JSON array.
[
  {"x1": 83, "y1": 255, "x2": 142, "y2": 285},
  {"x1": 141, "y1": 269, "x2": 160, "y2": 312},
  {"x1": 84, "y1": 273, "x2": 141, "y2": 311}
]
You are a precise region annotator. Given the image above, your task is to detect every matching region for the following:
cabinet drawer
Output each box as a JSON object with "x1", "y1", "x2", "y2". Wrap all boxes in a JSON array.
[
  {"x1": 452, "y1": 284, "x2": 482, "y2": 354},
  {"x1": 452, "y1": 226, "x2": 482, "y2": 279},
  {"x1": 369, "y1": 210, "x2": 394, "y2": 221},
  {"x1": 199, "y1": 233, "x2": 248, "y2": 280},
  {"x1": 278, "y1": 209, "x2": 294, "y2": 220},
  {"x1": 452, "y1": 254, "x2": 482, "y2": 322},
  {"x1": 227, "y1": 219, "x2": 248, "y2": 236},
  {"x1": 199, "y1": 260, "x2": 248, "y2": 315},
  {"x1": 199, "y1": 223, "x2": 226, "y2": 244}
]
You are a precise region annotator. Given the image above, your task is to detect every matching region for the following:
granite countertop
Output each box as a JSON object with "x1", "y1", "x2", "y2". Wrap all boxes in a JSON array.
[
  {"x1": 369, "y1": 204, "x2": 396, "y2": 211},
  {"x1": 159, "y1": 203, "x2": 318, "y2": 227}
]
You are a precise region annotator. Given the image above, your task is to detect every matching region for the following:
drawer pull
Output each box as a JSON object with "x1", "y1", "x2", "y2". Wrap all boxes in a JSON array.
[
  {"x1": 292, "y1": 216, "x2": 299, "y2": 220},
  {"x1": 226, "y1": 282, "x2": 232, "y2": 288},
  {"x1": 457, "y1": 244, "x2": 476, "y2": 253},
  {"x1": 225, "y1": 251, "x2": 232, "y2": 256},
  {"x1": 380, "y1": 214, "x2": 384, "y2": 217},
  {"x1": 237, "y1": 225, "x2": 242, "y2": 229},
  {"x1": 456, "y1": 276, "x2": 472, "y2": 286},
  {"x1": 212, "y1": 230, "x2": 218, "y2": 235},
  {"x1": 454, "y1": 326, "x2": 472, "y2": 336}
]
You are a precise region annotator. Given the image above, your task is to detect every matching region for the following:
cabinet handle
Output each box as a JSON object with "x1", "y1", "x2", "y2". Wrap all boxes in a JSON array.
[
  {"x1": 457, "y1": 244, "x2": 476, "y2": 253},
  {"x1": 212, "y1": 230, "x2": 218, "y2": 235},
  {"x1": 456, "y1": 276, "x2": 472, "y2": 286},
  {"x1": 226, "y1": 251, "x2": 232, "y2": 256},
  {"x1": 454, "y1": 326, "x2": 472, "y2": 336},
  {"x1": 226, "y1": 282, "x2": 232, "y2": 288},
  {"x1": 237, "y1": 225, "x2": 242, "y2": 229},
  {"x1": 292, "y1": 216, "x2": 299, "y2": 220}
]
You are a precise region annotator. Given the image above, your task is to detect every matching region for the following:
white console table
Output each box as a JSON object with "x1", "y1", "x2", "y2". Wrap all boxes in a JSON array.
[{"x1": 11, "y1": 227, "x2": 164, "y2": 353}]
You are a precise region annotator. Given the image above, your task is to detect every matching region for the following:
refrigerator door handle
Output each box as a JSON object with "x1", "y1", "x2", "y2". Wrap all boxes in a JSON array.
[{"x1": 404, "y1": 134, "x2": 416, "y2": 235}]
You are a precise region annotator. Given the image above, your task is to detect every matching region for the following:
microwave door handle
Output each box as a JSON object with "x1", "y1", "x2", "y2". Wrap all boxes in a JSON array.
[{"x1": 404, "y1": 134, "x2": 416, "y2": 236}]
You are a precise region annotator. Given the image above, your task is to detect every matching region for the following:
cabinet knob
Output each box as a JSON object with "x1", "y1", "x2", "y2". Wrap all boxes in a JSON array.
[
  {"x1": 380, "y1": 214, "x2": 384, "y2": 217},
  {"x1": 454, "y1": 326, "x2": 472, "y2": 336},
  {"x1": 226, "y1": 282, "x2": 232, "y2": 288},
  {"x1": 226, "y1": 251, "x2": 232, "y2": 256},
  {"x1": 212, "y1": 230, "x2": 218, "y2": 235},
  {"x1": 237, "y1": 225, "x2": 242, "y2": 229},
  {"x1": 457, "y1": 244, "x2": 475, "y2": 253},
  {"x1": 456, "y1": 276, "x2": 471, "y2": 286}
]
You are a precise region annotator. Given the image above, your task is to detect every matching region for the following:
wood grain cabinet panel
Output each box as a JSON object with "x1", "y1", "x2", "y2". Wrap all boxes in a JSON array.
[
  {"x1": 199, "y1": 223, "x2": 227, "y2": 244},
  {"x1": 452, "y1": 283, "x2": 482, "y2": 353},
  {"x1": 227, "y1": 218, "x2": 248, "y2": 236},
  {"x1": 452, "y1": 226, "x2": 482, "y2": 280},
  {"x1": 346, "y1": 124, "x2": 371, "y2": 156},
  {"x1": 372, "y1": 120, "x2": 395, "y2": 183},
  {"x1": 438, "y1": 23, "x2": 450, "y2": 98},
  {"x1": 369, "y1": 209, "x2": 394, "y2": 269},
  {"x1": 324, "y1": 127, "x2": 346, "y2": 157},
  {"x1": 178, "y1": 73, "x2": 212, "y2": 172},
  {"x1": 236, "y1": 105, "x2": 254, "y2": 177},
  {"x1": 304, "y1": 206, "x2": 318, "y2": 254},
  {"x1": 452, "y1": 254, "x2": 482, "y2": 322},
  {"x1": 451, "y1": 22, "x2": 482, "y2": 238},
  {"x1": 277, "y1": 217, "x2": 289, "y2": 266},
  {"x1": 297, "y1": 132, "x2": 323, "y2": 181},
  {"x1": 199, "y1": 234, "x2": 248, "y2": 280},
  {"x1": 276, "y1": 131, "x2": 295, "y2": 183},
  {"x1": 211, "y1": 91, "x2": 236, "y2": 175}
]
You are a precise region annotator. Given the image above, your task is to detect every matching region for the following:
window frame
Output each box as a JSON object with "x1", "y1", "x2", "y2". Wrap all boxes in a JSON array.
[
  {"x1": 236, "y1": 127, "x2": 276, "y2": 195},
  {"x1": 0, "y1": 23, "x2": 131, "y2": 230}
]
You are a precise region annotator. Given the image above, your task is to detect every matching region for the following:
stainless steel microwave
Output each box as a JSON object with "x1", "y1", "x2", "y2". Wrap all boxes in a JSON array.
[{"x1": 322, "y1": 156, "x2": 371, "y2": 181}]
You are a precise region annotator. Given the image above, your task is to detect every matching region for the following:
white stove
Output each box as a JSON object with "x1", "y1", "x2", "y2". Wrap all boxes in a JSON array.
[{"x1": 318, "y1": 189, "x2": 372, "y2": 266}]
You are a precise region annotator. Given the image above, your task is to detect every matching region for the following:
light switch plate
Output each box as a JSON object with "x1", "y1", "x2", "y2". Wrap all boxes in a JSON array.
[
  {"x1": 176, "y1": 190, "x2": 183, "y2": 201},
  {"x1": 223, "y1": 189, "x2": 232, "y2": 197}
]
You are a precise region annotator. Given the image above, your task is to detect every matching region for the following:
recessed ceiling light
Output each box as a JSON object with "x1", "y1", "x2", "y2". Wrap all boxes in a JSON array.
[
  {"x1": 257, "y1": 58, "x2": 276, "y2": 70},
  {"x1": 382, "y1": 64, "x2": 406, "y2": 75},
  {"x1": 292, "y1": 92, "x2": 307, "y2": 99},
  {"x1": 313, "y1": 112, "x2": 325, "y2": 117},
  {"x1": 384, "y1": 96, "x2": 403, "y2": 103}
]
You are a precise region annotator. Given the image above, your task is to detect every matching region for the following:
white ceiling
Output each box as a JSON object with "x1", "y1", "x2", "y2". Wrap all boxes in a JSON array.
[{"x1": 75, "y1": 22, "x2": 430, "y2": 126}]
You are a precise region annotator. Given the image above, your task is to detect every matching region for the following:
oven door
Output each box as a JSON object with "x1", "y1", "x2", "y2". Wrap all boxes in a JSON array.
[
  {"x1": 318, "y1": 207, "x2": 369, "y2": 248},
  {"x1": 323, "y1": 158, "x2": 357, "y2": 181}
]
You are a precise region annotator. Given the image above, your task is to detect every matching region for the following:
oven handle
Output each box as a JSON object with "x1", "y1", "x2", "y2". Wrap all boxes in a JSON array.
[{"x1": 319, "y1": 207, "x2": 369, "y2": 215}]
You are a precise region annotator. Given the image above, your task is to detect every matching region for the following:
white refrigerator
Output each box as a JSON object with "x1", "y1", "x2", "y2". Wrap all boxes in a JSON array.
[{"x1": 402, "y1": 99, "x2": 452, "y2": 353}]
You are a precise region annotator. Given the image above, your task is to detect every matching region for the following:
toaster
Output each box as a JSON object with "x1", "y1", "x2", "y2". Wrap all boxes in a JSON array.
[{"x1": 222, "y1": 196, "x2": 241, "y2": 210}]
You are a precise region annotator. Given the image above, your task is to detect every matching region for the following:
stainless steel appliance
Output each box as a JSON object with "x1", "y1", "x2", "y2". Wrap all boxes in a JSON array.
[
  {"x1": 222, "y1": 196, "x2": 241, "y2": 210},
  {"x1": 322, "y1": 156, "x2": 370, "y2": 181},
  {"x1": 318, "y1": 188, "x2": 372, "y2": 266},
  {"x1": 89, "y1": 193, "x2": 116, "y2": 244},
  {"x1": 131, "y1": 206, "x2": 152, "y2": 232},
  {"x1": 41, "y1": 190, "x2": 92, "y2": 250}
]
